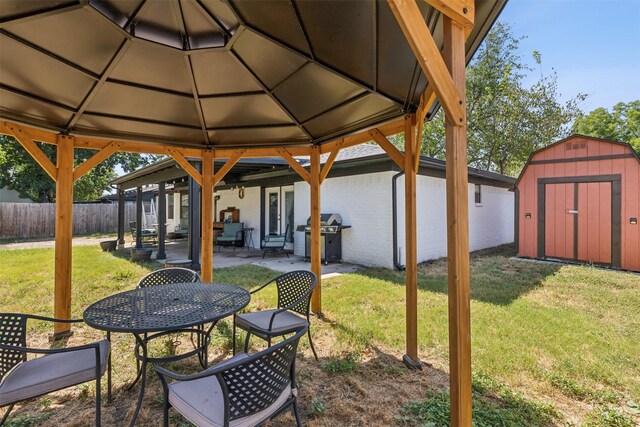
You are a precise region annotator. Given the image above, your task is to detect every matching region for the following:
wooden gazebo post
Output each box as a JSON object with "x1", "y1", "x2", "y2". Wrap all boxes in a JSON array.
[
  {"x1": 388, "y1": 0, "x2": 473, "y2": 425},
  {"x1": 443, "y1": 15, "x2": 472, "y2": 426},
  {"x1": 310, "y1": 146, "x2": 322, "y2": 312},
  {"x1": 201, "y1": 150, "x2": 214, "y2": 282},
  {"x1": 53, "y1": 134, "x2": 74, "y2": 338}
]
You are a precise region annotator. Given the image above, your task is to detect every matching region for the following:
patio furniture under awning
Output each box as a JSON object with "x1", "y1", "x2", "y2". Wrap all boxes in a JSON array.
[{"x1": 0, "y1": 1, "x2": 507, "y2": 425}]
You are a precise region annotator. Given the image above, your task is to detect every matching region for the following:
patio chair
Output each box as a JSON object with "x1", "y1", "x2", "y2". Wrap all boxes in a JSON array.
[
  {"x1": 155, "y1": 326, "x2": 307, "y2": 427},
  {"x1": 137, "y1": 267, "x2": 201, "y2": 288},
  {"x1": 215, "y1": 222, "x2": 244, "y2": 251},
  {"x1": 129, "y1": 220, "x2": 158, "y2": 246},
  {"x1": 261, "y1": 225, "x2": 290, "y2": 259},
  {"x1": 172, "y1": 218, "x2": 189, "y2": 239},
  {"x1": 233, "y1": 271, "x2": 318, "y2": 361},
  {"x1": 0, "y1": 314, "x2": 109, "y2": 426}
]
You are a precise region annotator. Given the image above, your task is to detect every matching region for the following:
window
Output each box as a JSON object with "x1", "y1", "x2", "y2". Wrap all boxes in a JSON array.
[
  {"x1": 475, "y1": 184, "x2": 482, "y2": 204},
  {"x1": 168, "y1": 194, "x2": 174, "y2": 219}
]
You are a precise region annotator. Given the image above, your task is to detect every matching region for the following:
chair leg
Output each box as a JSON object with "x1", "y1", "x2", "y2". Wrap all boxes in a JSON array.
[
  {"x1": 162, "y1": 390, "x2": 170, "y2": 427},
  {"x1": 243, "y1": 331, "x2": 252, "y2": 353},
  {"x1": 292, "y1": 399, "x2": 302, "y2": 427},
  {"x1": 0, "y1": 404, "x2": 14, "y2": 426},
  {"x1": 267, "y1": 336, "x2": 271, "y2": 348},
  {"x1": 232, "y1": 316, "x2": 236, "y2": 355},
  {"x1": 95, "y1": 374, "x2": 101, "y2": 427},
  {"x1": 308, "y1": 328, "x2": 318, "y2": 361}
]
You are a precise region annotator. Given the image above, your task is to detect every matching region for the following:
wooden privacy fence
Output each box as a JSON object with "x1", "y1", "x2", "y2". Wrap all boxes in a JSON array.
[{"x1": 0, "y1": 202, "x2": 136, "y2": 239}]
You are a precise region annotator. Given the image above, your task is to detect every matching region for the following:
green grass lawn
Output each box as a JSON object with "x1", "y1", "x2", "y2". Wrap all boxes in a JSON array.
[{"x1": 0, "y1": 244, "x2": 638, "y2": 426}]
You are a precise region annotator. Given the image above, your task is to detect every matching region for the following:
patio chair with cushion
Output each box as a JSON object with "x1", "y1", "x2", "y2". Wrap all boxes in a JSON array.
[
  {"x1": 129, "y1": 221, "x2": 158, "y2": 246},
  {"x1": 0, "y1": 314, "x2": 109, "y2": 426},
  {"x1": 233, "y1": 271, "x2": 318, "y2": 361},
  {"x1": 172, "y1": 218, "x2": 189, "y2": 239},
  {"x1": 154, "y1": 326, "x2": 307, "y2": 427},
  {"x1": 215, "y1": 222, "x2": 244, "y2": 251},
  {"x1": 261, "y1": 225, "x2": 290, "y2": 259},
  {"x1": 137, "y1": 267, "x2": 201, "y2": 288}
]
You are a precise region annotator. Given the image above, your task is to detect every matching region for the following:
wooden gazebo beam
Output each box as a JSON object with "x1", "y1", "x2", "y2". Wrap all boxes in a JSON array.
[{"x1": 387, "y1": 0, "x2": 466, "y2": 126}]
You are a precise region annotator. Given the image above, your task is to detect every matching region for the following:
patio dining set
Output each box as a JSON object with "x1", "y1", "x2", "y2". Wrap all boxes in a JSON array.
[{"x1": 0, "y1": 269, "x2": 318, "y2": 427}]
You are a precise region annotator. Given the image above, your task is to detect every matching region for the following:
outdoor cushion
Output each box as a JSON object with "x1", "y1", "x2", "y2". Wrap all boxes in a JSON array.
[
  {"x1": 0, "y1": 340, "x2": 110, "y2": 406},
  {"x1": 217, "y1": 223, "x2": 244, "y2": 245},
  {"x1": 168, "y1": 353, "x2": 292, "y2": 427},
  {"x1": 262, "y1": 239, "x2": 284, "y2": 248},
  {"x1": 235, "y1": 309, "x2": 308, "y2": 335}
]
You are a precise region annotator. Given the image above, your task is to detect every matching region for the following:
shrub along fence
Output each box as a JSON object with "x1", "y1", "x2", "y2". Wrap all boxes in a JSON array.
[{"x1": 0, "y1": 202, "x2": 136, "y2": 239}]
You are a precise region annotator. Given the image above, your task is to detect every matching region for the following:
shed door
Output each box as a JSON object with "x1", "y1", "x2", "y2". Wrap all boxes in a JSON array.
[
  {"x1": 544, "y1": 182, "x2": 612, "y2": 265},
  {"x1": 577, "y1": 182, "x2": 611, "y2": 265},
  {"x1": 544, "y1": 183, "x2": 576, "y2": 260}
]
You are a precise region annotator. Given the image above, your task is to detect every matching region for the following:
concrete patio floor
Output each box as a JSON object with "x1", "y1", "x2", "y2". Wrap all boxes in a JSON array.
[{"x1": 148, "y1": 238, "x2": 360, "y2": 278}]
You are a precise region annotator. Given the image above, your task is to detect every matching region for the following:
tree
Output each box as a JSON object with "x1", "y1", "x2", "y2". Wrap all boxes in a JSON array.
[
  {"x1": 0, "y1": 134, "x2": 160, "y2": 202},
  {"x1": 397, "y1": 22, "x2": 586, "y2": 176},
  {"x1": 572, "y1": 101, "x2": 640, "y2": 154}
]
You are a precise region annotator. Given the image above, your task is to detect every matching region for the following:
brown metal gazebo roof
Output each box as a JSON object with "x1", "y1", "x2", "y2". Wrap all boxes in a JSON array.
[{"x1": 1, "y1": 0, "x2": 503, "y2": 148}]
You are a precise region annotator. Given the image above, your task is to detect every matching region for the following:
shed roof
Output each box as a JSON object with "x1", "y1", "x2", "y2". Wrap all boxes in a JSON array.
[
  {"x1": 511, "y1": 134, "x2": 640, "y2": 190},
  {"x1": 0, "y1": 0, "x2": 506, "y2": 149}
]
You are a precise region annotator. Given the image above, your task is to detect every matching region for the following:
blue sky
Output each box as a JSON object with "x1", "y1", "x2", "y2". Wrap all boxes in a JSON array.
[{"x1": 496, "y1": 0, "x2": 640, "y2": 112}]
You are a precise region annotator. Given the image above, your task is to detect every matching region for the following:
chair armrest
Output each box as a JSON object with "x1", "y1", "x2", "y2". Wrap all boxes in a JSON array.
[
  {"x1": 22, "y1": 314, "x2": 84, "y2": 324},
  {"x1": 266, "y1": 290, "x2": 313, "y2": 331},
  {"x1": 155, "y1": 355, "x2": 248, "y2": 382},
  {"x1": 235, "y1": 230, "x2": 243, "y2": 240},
  {"x1": 249, "y1": 278, "x2": 276, "y2": 295},
  {"x1": 0, "y1": 341, "x2": 101, "y2": 356}
]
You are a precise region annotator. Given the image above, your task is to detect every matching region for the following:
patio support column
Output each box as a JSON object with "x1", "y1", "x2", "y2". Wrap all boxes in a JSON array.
[
  {"x1": 53, "y1": 135, "x2": 74, "y2": 338},
  {"x1": 310, "y1": 146, "x2": 322, "y2": 313},
  {"x1": 188, "y1": 161, "x2": 202, "y2": 272},
  {"x1": 403, "y1": 114, "x2": 420, "y2": 368},
  {"x1": 157, "y1": 182, "x2": 166, "y2": 260},
  {"x1": 135, "y1": 186, "x2": 143, "y2": 249},
  {"x1": 444, "y1": 16, "x2": 472, "y2": 427},
  {"x1": 201, "y1": 151, "x2": 214, "y2": 281},
  {"x1": 117, "y1": 187, "x2": 125, "y2": 247}
]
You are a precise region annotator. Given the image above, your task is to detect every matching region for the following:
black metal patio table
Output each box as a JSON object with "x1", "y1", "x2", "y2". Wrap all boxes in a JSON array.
[{"x1": 83, "y1": 282, "x2": 250, "y2": 426}]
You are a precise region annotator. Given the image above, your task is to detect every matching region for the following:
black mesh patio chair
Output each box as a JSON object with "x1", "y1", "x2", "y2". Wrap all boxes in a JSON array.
[
  {"x1": 155, "y1": 326, "x2": 307, "y2": 427},
  {"x1": 0, "y1": 314, "x2": 109, "y2": 426},
  {"x1": 137, "y1": 267, "x2": 201, "y2": 288},
  {"x1": 233, "y1": 271, "x2": 318, "y2": 361},
  {"x1": 135, "y1": 267, "x2": 202, "y2": 370}
]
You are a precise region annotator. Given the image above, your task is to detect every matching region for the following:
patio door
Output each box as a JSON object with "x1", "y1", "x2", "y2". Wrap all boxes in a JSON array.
[{"x1": 264, "y1": 186, "x2": 295, "y2": 249}]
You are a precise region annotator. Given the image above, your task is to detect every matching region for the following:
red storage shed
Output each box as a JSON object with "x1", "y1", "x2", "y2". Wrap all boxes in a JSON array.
[{"x1": 513, "y1": 135, "x2": 640, "y2": 272}]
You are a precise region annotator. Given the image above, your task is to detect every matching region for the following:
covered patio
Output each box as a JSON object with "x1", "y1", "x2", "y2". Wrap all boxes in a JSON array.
[{"x1": 0, "y1": 0, "x2": 506, "y2": 425}]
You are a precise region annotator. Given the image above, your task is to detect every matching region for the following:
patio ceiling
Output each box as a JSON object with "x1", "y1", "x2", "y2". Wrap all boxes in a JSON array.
[{"x1": 0, "y1": 0, "x2": 504, "y2": 149}]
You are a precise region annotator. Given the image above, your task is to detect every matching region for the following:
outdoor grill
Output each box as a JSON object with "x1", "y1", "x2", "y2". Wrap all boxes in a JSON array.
[{"x1": 298, "y1": 214, "x2": 351, "y2": 264}]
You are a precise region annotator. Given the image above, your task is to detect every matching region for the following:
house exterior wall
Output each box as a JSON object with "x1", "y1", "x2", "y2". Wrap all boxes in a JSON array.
[
  {"x1": 516, "y1": 136, "x2": 640, "y2": 272},
  {"x1": 294, "y1": 171, "x2": 395, "y2": 268},
  {"x1": 214, "y1": 186, "x2": 262, "y2": 239},
  {"x1": 0, "y1": 187, "x2": 31, "y2": 203},
  {"x1": 396, "y1": 175, "x2": 514, "y2": 264},
  {"x1": 293, "y1": 171, "x2": 513, "y2": 269}
]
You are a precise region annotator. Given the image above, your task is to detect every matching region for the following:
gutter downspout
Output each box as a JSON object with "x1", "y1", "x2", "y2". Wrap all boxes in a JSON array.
[{"x1": 392, "y1": 171, "x2": 405, "y2": 270}]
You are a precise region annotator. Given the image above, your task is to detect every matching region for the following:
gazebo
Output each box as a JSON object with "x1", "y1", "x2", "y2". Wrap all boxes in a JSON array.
[{"x1": 0, "y1": 0, "x2": 506, "y2": 425}]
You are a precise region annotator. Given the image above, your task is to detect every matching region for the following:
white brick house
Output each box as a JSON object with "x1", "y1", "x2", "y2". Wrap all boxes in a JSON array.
[{"x1": 113, "y1": 145, "x2": 515, "y2": 269}]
